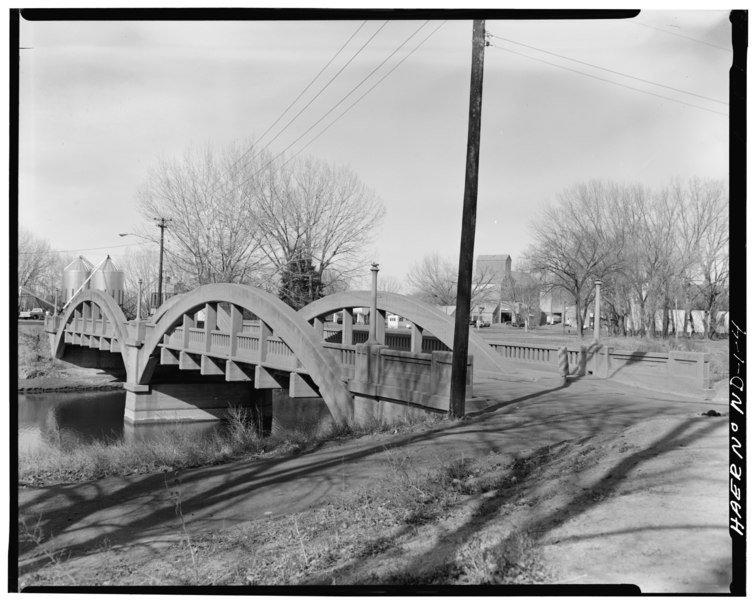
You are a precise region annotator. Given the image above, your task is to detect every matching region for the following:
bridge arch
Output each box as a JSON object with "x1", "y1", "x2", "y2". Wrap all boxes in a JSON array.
[
  {"x1": 139, "y1": 283, "x2": 354, "y2": 423},
  {"x1": 52, "y1": 289, "x2": 129, "y2": 369},
  {"x1": 298, "y1": 291, "x2": 503, "y2": 373}
]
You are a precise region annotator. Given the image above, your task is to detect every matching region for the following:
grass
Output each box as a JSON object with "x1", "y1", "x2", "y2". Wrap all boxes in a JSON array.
[
  {"x1": 18, "y1": 406, "x2": 446, "y2": 486},
  {"x1": 18, "y1": 328, "x2": 63, "y2": 380},
  {"x1": 19, "y1": 444, "x2": 556, "y2": 588}
]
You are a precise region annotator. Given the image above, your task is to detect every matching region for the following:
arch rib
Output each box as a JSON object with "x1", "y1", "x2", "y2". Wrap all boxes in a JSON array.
[
  {"x1": 140, "y1": 284, "x2": 354, "y2": 423},
  {"x1": 52, "y1": 289, "x2": 129, "y2": 370},
  {"x1": 299, "y1": 291, "x2": 503, "y2": 373}
]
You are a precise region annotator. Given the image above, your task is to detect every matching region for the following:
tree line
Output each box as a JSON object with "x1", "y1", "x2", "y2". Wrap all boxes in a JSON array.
[
  {"x1": 18, "y1": 157, "x2": 727, "y2": 339},
  {"x1": 525, "y1": 178, "x2": 729, "y2": 338},
  {"x1": 138, "y1": 141, "x2": 385, "y2": 309},
  {"x1": 18, "y1": 140, "x2": 386, "y2": 316}
]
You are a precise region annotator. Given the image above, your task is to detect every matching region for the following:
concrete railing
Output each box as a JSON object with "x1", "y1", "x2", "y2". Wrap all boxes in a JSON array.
[
  {"x1": 322, "y1": 342, "x2": 357, "y2": 380},
  {"x1": 323, "y1": 328, "x2": 451, "y2": 353},
  {"x1": 489, "y1": 340, "x2": 711, "y2": 396},
  {"x1": 162, "y1": 326, "x2": 300, "y2": 372},
  {"x1": 489, "y1": 341, "x2": 586, "y2": 375},
  {"x1": 594, "y1": 347, "x2": 711, "y2": 396}
]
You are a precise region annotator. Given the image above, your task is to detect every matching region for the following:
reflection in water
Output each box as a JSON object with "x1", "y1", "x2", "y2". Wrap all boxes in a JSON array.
[
  {"x1": 18, "y1": 388, "x2": 326, "y2": 453},
  {"x1": 271, "y1": 391, "x2": 333, "y2": 436},
  {"x1": 19, "y1": 391, "x2": 126, "y2": 452}
]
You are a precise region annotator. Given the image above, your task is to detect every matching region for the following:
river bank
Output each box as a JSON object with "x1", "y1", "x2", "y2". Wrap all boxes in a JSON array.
[
  {"x1": 18, "y1": 325, "x2": 124, "y2": 393},
  {"x1": 18, "y1": 372, "x2": 124, "y2": 394}
]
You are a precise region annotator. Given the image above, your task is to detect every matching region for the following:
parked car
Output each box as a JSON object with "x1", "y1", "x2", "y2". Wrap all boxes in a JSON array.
[
  {"x1": 19, "y1": 307, "x2": 45, "y2": 320},
  {"x1": 470, "y1": 319, "x2": 490, "y2": 328}
]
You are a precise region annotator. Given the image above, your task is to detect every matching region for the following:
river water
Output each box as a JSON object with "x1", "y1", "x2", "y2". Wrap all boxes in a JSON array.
[
  {"x1": 18, "y1": 389, "x2": 333, "y2": 453},
  {"x1": 19, "y1": 390, "x2": 128, "y2": 453}
]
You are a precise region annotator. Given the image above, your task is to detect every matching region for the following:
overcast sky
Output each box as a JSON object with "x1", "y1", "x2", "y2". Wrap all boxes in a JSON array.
[{"x1": 17, "y1": 8, "x2": 732, "y2": 288}]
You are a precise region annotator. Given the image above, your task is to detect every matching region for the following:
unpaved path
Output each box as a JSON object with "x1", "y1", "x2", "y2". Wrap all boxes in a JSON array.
[{"x1": 17, "y1": 370, "x2": 730, "y2": 591}]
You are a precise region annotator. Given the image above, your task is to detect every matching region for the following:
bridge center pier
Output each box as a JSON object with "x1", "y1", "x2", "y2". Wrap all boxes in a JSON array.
[{"x1": 123, "y1": 381, "x2": 272, "y2": 429}]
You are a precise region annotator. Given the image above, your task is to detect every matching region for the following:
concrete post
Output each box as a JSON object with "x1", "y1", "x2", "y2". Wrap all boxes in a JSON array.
[
  {"x1": 89, "y1": 306, "x2": 96, "y2": 336},
  {"x1": 314, "y1": 316, "x2": 325, "y2": 340},
  {"x1": 182, "y1": 314, "x2": 192, "y2": 349},
  {"x1": 594, "y1": 278, "x2": 602, "y2": 342},
  {"x1": 558, "y1": 346, "x2": 568, "y2": 381},
  {"x1": 366, "y1": 263, "x2": 379, "y2": 345},
  {"x1": 598, "y1": 346, "x2": 611, "y2": 378},
  {"x1": 218, "y1": 303, "x2": 243, "y2": 357},
  {"x1": 376, "y1": 310, "x2": 386, "y2": 345},
  {"x1": 410, "y1": 323, "x2": 424, "y2": 353},
  {"x1": 204, "y1": 302, "x2": 217, "y2": 353},
  {"x1": 259, "y1": 321, "x2": 272, "y2": 363},
  {"x1": 342, "y1": 308, "x2": 353, "y2": 345},
  {"x1": 579, "y1": 346, "x2": 587, "y2": 377},
  {"x1": 136, "y1": 279, "x2": 143, "y2": 320}
]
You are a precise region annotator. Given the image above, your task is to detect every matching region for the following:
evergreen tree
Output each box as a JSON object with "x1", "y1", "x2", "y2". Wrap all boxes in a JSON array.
[{"x1": 278, "y1": 251, "x2": 323, "y2": 310}]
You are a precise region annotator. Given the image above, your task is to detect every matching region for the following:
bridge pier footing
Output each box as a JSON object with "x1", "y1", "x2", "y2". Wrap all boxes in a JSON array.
[{"x1": 124, "y1": 381, "x2": 272, "y2": 427}]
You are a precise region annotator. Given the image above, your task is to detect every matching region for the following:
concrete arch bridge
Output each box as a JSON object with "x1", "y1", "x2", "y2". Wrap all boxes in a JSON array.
[{"x1": 46, "y1": 285, "x2": 503, "y2": 427}]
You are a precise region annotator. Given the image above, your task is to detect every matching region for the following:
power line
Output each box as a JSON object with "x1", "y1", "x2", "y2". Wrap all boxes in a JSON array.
[
  {"x1": 487, "y1": 43, "x2": 728, "y2": 117},
  {"x1": 256, "y1": 21, "x2": 369, "y2": 148},
  {"x1": 627, "y1": 18, "x2": 730, "y2": 52},
  {"x1": 18, "y1": 241, "x2": 151, "y2": 255},
  {"x1": 247, "y1": 21, "x2": 390, "y2": 166},
  {"x1": 488, "y1": 32, "x2": 726, "y2": 105},
  {"x1": 186, "y1": 21, "x2": 385, "y2": 205},
  {"x1": 284, "y1": 21, "x2": 448, "y2": 166},
  {"x1": 239, "y1": 20, "x2": 433, "y2": 189},
  {"x1": 230, "y1": 21, "x2": 369, "y2": 172}
]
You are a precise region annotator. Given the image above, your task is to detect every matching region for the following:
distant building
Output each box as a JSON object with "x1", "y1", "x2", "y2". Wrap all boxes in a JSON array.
[
  {"x1": 539, "y1": 283, "x2": 571, "y2": 324},
  {"x1": 476, "y1": 254, "x2": 511, "y2": 284},
  {"x1": 473, "y1": 255, "x2": 570, "y2": 326}
]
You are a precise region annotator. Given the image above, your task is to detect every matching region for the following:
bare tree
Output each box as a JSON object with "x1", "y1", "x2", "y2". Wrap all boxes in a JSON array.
[
  {"x1": 406, "y1": 253, "x2": 497, "y2": 309},
  {"x1": 256, "y1": 156, "x2": 385, "y2": 292},
  {"x1": 406, "y1": 253, "x2": 456, "y2": 305},
  {"x1": 617, "y1": 178, "x2": 727, "y2": 338},
  {"x1": 140, "y1": 142, "x2": 384, "y2": 296},
  {"x1": 18, "y1": 227, "x2": 60, "y2": 307},
  {"x1": 138, "y1": 141, "x2": 269, "y2": 286},
  {"x1": 686, "y1": 180, "x2": 728, "y2": 338},
  {"x1": 118, "y1": 247, "x2": 161, "y2": 318},
  {"x1": 378, "y1": 275, "x2": 404, "y2": 294},
  {"x1": 525, "y1": 181, "x2": 627, "y2": 338}
]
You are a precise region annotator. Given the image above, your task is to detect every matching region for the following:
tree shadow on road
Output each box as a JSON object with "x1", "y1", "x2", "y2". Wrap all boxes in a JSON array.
[
  {"x1": 16, "y1": 378, "x2": 726, "y2": 584},
  {"x1": 319, "y1": 415, "x2": 727, "y2": 587}
]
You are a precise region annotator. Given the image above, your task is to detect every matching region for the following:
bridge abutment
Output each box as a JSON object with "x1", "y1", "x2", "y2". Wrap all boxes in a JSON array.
[
  {"x1": 348, "y1": 345, "x2": 473, "y2": 426},
  {"x1": 351, "y1": 394, "x2": 441, "y2": 427}
]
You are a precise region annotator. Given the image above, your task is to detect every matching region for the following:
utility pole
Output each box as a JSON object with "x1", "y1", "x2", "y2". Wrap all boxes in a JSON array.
[
  {"x1": 593, "y1": 279, "x2": 602, "y2": 342},
  {"x1": 155, "y1": 217, "x2": 172, "y2": 308},
  {"x1": 450, "y1": 19, "x2": 486, "y2": 419}
]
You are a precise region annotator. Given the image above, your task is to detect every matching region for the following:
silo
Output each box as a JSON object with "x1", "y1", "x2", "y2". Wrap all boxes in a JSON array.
[
  {"x1": 62, "y1": 256, "x2": 93, "y2": 303},
  {"x1": 91, "y1": 255, "x2": 125, "y2": 306}
]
